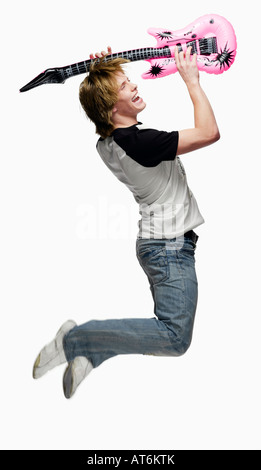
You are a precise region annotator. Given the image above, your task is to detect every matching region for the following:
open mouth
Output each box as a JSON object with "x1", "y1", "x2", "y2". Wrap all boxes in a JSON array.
[{"x1": 132, "y1": 93, "x2": 142, "y2": 104}]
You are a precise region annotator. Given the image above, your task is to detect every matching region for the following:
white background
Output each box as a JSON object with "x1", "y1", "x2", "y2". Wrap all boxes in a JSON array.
[{"x1": 1, "y1": 0, "x2": 260, "y2": 450}]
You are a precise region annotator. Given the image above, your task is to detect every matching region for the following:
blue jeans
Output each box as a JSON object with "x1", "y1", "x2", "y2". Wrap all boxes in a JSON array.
[{"x1": 63, "y1": 232, "x2": 199, "y2": 368}]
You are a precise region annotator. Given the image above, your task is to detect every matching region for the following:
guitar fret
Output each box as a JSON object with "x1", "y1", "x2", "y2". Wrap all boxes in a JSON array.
[{"x1": 186, "y1": 40, "x2": 198, "y2": 54}]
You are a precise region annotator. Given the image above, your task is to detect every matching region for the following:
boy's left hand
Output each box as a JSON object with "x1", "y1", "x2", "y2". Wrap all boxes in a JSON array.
[{"x1": 89, "y1": 46, "x2": 112, "y2": 59}]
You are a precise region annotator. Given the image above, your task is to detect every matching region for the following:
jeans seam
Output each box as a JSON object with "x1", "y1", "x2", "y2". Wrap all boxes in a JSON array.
[{"x1": 174, "y1": 250, "x2": 186, "y2": 335}]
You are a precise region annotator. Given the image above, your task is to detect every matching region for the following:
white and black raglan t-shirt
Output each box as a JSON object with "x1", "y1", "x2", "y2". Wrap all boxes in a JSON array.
[{"x1": 96, "y1": 123, "x2": 205, "y2": 239}]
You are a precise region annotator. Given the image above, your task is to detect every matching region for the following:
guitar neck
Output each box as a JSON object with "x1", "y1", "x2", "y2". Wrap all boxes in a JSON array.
[
  {"x1": 59, "y1": 47, "x2": 172, "y2": 80},
  {"x1": 58, "y1": 36, "x2": 217, "y2": 81},
  {"x1": 19, "y1": 36, "x2": 219, "y2": 93}
]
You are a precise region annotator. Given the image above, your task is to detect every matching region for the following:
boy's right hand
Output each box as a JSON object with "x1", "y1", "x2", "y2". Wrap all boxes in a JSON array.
[{"x1": 174, "y1": 46, "x2": 199, "y2": 87}]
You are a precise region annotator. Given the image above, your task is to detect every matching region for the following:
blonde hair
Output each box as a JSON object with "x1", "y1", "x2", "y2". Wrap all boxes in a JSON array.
[{"x1": 79, "y1": 56, "x2": 129, "y2": 139}]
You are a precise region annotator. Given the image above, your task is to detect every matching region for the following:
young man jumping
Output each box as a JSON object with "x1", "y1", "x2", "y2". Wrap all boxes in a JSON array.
[{"x1": 33, "y1": 45, "x2": 220, "y2": 399}]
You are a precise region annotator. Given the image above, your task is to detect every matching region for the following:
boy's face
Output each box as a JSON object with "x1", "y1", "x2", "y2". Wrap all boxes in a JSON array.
[{"x1": 112, "y1": 72, "x2": 146, "y2": 119}]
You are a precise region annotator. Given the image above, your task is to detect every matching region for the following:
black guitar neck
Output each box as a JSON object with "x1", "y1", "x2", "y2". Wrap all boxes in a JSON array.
[
  {"x1": 19, "y1": 47, "x2": 172, "y2": 93},
  {"x1": 62, "y1": 46, "x2": 172, "y2": 80},
  {"x1": 19, "y1": 37, "x2": 217, "y2": 92}
]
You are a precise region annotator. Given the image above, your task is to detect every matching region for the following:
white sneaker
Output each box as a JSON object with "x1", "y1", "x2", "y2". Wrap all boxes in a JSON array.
[
  {"x1": 33, "y1": 320, "x2": 77, "y2": 379},
  {"x1": 63, "y1": 356, "x2": 93, "y2": 399}
]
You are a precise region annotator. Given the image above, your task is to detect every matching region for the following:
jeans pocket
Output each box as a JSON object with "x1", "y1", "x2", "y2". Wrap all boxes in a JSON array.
[
  {"x1": 177, "y1": 244, "x2": 196, "y2": 268},
  {"x1": 137, "y1": 246, "x2": 169, "y2": 285}
]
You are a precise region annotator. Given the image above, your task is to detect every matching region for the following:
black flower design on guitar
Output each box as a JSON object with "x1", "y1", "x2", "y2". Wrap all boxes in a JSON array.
[
  {"x1": 146, "y1": 63, "x2": 166, "y2": 78},
  {"x1": 203, "y1": 43, "x2": 235, "y2": 70}
]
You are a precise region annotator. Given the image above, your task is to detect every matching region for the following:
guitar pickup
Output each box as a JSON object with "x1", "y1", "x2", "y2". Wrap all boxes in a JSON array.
[
  {"x1": 167, "y1": 37, "x2": 217, "y2": 56},
  {"x1": 198, "y1": 37, "x2": 218, "y2": 55}
]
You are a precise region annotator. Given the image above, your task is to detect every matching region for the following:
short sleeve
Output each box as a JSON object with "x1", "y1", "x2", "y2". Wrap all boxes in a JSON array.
[{"x1": 113, "y1": 126, "x2": 179, "y2": 167}]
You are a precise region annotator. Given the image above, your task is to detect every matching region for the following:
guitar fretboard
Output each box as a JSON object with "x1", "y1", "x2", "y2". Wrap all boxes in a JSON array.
[
  {"x1": 60, "y1": 47, "x2": 172, "y2": 80},
  {"x1": 60, "y1": 37, "x2": 218, "y2": 80}
]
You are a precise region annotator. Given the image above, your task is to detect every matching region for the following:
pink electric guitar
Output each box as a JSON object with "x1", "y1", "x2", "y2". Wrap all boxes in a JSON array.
[{"x1": 20, "y1": 14, "x2": 237, "y2": 92}]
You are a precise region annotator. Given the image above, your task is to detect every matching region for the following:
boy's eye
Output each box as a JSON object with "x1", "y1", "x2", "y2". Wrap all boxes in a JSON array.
[{"x1": 121, "y1": 79, "x2": 130, "y2": 90}]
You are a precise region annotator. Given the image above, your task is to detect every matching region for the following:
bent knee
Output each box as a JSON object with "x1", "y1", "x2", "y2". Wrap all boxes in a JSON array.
[
  {"x1": 168, "y1": 333, "x2": 193, "y2": 356},
  {"x1": 175, "y1": 340, "x2": 192, "y2": 356}
]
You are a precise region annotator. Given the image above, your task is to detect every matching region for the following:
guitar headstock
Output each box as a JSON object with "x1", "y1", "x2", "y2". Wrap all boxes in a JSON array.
[{"x1": 19, "y1": 68, "x2": 65, "y2": 92}]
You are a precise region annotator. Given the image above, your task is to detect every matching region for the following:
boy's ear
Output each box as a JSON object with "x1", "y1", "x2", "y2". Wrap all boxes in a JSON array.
[{"x1": 112, "y1": 106, "x2": 118, "y2": 113}]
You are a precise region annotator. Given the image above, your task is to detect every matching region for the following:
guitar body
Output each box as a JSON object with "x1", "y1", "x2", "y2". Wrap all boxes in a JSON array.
[{"x1": 143, "y1": 14, "x2": 237, "y2": 79}]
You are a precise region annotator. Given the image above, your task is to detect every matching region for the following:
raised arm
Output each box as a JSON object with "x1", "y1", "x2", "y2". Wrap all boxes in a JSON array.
[{"x1": 175, "y1": 46, "x2": 220, "y2": 156}]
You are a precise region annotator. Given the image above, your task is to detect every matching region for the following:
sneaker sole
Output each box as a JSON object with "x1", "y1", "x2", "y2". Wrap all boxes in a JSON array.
[
  {"x1": 33, "y1": 354, "x2": 41, "y2": 378},
  {"x1": 63, "y1": 362, "x2": 74, "y2": 399}
]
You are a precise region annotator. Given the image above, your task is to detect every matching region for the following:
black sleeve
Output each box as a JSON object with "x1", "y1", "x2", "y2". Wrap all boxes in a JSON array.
[{"x1": 113, "y1": 127, "x2": 179, "y2": 167}]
